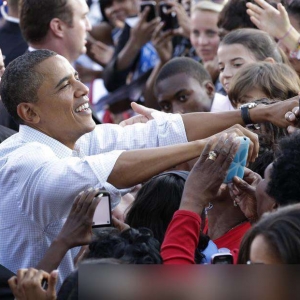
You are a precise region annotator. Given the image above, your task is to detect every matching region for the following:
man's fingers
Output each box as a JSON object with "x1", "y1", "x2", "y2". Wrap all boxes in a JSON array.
[{"x1": 130, "y1": 102, "x2": 155, "y2": 119}]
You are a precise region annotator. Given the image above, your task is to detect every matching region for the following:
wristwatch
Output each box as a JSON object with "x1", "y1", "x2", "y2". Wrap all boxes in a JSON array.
[{"x1": 240, "y1": 102, "x2": 257, "y2": 125}]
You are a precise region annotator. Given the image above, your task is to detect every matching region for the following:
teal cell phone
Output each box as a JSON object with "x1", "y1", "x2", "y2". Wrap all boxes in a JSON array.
[{"x1": 223, "y1": 136, "x2": 250, "y2": 184}]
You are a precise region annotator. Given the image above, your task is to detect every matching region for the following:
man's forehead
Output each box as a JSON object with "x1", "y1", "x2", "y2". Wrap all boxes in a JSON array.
[{"x1": 37, "y1": 54, "x2": 74, "y2": 75}]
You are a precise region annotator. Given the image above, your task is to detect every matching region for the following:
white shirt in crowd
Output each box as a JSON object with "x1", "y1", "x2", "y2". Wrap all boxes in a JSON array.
[{"x1": 0, "y1": 111, "x2": 187, "y2": 286}]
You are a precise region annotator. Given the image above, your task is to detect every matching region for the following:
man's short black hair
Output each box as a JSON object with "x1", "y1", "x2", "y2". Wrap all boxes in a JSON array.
[
  {"x1": 267, "y1": 131, "x2": 300, "y2": 206},
  {"x1": 155, "y1": 57, "x2": 212, "y2": 92},
  {"x1": 0, "y1": 50, "x2": 57, "y2": 123}
]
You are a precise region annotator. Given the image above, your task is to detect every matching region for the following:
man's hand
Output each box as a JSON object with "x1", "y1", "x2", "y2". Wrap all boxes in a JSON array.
[
  {"x1": 284, "y1": 100, "x2": 300, "y2": 134},
  {"x1": 180, "y1": 133, "x2": 240, "y2": 215},
  {"x1": 8, "y1": 268, "x2": 58, "y2": 300},
  {"x1": 203, "y1": 124, "x2": 259, "y2": 163},
  {"x1": 119, "y1": 103, "x2": 157, "y2": 127},
  {"x1": 228, "y1": 168, "x2": 261, "y2": 223},
  {"x1": 56, "y1": 188, "x2": 101, "y2": 249}
]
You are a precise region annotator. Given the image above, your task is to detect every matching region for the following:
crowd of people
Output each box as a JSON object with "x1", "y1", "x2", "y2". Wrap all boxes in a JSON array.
[{"x1": 1, "y1": 0, "x2": 300, "y2": 299}]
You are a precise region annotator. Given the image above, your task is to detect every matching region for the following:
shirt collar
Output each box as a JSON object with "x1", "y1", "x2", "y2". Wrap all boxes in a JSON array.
[{"x1": 19, "y1": 125, "x2": 73, "y2": 158}]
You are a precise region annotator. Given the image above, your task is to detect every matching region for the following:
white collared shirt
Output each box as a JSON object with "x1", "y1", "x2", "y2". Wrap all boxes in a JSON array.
[{"x1": 0, "y1": 111, "x2": 187, "y2": 286}]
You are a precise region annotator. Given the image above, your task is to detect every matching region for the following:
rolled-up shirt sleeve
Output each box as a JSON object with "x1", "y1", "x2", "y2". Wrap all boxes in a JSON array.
[{"x1": 85, "y1": 111, "x2": 188, "y2": 154}]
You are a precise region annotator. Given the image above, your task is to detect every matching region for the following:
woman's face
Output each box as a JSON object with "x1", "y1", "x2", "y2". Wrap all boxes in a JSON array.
[
  {"x1": 190, "y1": 10, "x2": 220, "y2": 63},
  {"x1": 104, "y1": 0, "x2": 138, "y2": 26},
  {"x1": 217, "y1": 43, "x2": 258, "y2": 93}
]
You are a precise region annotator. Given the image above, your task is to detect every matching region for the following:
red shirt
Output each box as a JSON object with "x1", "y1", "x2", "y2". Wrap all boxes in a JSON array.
[{"x1": 161, "y1": 210, "x2": 250, "y2": 264}]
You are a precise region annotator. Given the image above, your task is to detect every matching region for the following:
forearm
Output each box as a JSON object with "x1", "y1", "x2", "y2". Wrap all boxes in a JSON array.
[
  {"x1": 35, "y1": 239, "x2": 69, "y2": 273},
  {"x1": 115, "y1": 37, "x2": 141, "y2": 71},
  {"x1": 107, "y1": 140, "x2": 204, "y2": 188},
  {"x1": 181, "y1": 105, "x2": 272, "y2": 142}
]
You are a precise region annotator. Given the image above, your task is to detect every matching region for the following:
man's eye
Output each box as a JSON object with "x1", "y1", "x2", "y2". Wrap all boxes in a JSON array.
[
  {"x1": 61, "y1": 83, "x2": 70, "y2": 90},
  {"x1": 178, "y1": 95, "x2": 188, "y2": 102},
  {"x1": 160, "y1": 103, "x2": 171, "y2": 111}
]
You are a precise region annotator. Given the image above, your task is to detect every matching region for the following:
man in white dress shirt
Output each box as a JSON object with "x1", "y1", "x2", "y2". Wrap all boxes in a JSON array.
[{"x1": 0, "y1": 50, "x2": 298, "y2": 284}]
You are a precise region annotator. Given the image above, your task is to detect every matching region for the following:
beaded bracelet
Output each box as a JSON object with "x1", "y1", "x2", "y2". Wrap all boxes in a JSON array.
[
  {"x1": 278, "y1": 26, "x2": 293, "y2": 42},
  {"x1": 290, "y1": 36, "x2": 300, "y2": 60}
]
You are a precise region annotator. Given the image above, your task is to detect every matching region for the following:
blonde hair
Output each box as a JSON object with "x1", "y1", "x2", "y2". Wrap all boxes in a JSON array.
[
  {"x1": 228, "y1": 62, "x2": 300, "y2": 108},
  {"x1": 192, "y1": 0, "x2": 225, "y2": 14}
]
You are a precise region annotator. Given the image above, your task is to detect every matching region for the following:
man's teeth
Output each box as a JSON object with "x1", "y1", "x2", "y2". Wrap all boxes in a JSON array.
[{"x1": 75, "y1": 103, "x2": 89, "y2": 113}]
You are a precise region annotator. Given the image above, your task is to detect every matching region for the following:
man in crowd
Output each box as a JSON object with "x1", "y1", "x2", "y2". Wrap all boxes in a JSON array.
[{"x1": 19, "y1": 0, "x2": 91, "y2": 63}]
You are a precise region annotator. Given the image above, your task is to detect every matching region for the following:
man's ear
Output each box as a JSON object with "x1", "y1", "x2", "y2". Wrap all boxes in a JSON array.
[
  {"x1": 264, "y1": 57, "x2": 275, "y2": 64},
  {"x1": 49, "y1": 18, "x2": 66, "y2": 38},
  {"x1": 203, "y1": 81, "x2": 215, "y2": 99},
  {"x1": 17, "y1": 103, "x2": 40, "y2": 124}
]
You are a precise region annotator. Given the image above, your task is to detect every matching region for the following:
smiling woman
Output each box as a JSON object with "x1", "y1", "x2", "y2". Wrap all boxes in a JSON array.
[{"x1": 217, "y1": 28, "x2": 283, "y2": 94}]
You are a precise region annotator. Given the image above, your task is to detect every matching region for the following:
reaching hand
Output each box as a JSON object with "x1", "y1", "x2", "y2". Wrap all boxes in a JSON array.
[
  {"x1": 228, "y1": 168, "x2": 261, "y2": 223},
  {"x1": 90, "y1": 40, "x2": 114, "y2": 67},
  {"x1": 8, "y1": 268, "x2": 58, "y2": 300},
  {"x1": 202, "y1": 124, "x2": 259, "y2": 163},
  {"x1": 119, "y1": 103, "x2": 157, "y2": 127},
  {"x1": 180, "y1": 133, "x2": 240, "y2": 215},
  {"x1": 246, "y1": 0, "x2": 291, "y2": 39},
  {"x1": 56, "y1": 188, "x2": 101, "y2": 249}
]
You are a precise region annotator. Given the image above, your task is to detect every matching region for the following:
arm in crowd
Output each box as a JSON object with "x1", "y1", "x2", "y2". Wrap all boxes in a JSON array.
[
  {"x1": 103, "y1": 9, "x2": 160, "y2": 92},
  {"x1": 161, "y1": 134, "x2": 241, "y2": 264},
  {"x1": 35, "y1": 189, "x2": 101, "y2": 273},
  {"x1": 246, "y1": 0, "x2": 300, "y2": 52}
]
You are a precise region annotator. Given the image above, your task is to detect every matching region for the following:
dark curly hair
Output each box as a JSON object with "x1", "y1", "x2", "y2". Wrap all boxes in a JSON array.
[
  {"x1": 0, "y1": 50, "x2": 57, "y2": 123},
  {"x1": 267, "y1": 131, "x2": 300, "y2": 206},
  {"x1": 85, "y1": 227, "x2": 162, "y2": 264}
]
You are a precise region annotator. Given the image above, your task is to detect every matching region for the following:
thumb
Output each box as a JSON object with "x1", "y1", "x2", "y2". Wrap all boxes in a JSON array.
[
  {"x1": 130, "y1": 102, "x2": 154, "y2": 119},
  {"x1": 47, "y1": 270, "x2": 58, "y2": 299}
]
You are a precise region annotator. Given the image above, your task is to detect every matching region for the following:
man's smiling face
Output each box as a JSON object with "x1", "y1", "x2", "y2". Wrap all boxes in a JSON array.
[{"x1": 30, "y1": 54, "x2": 95, "y2": 148}]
